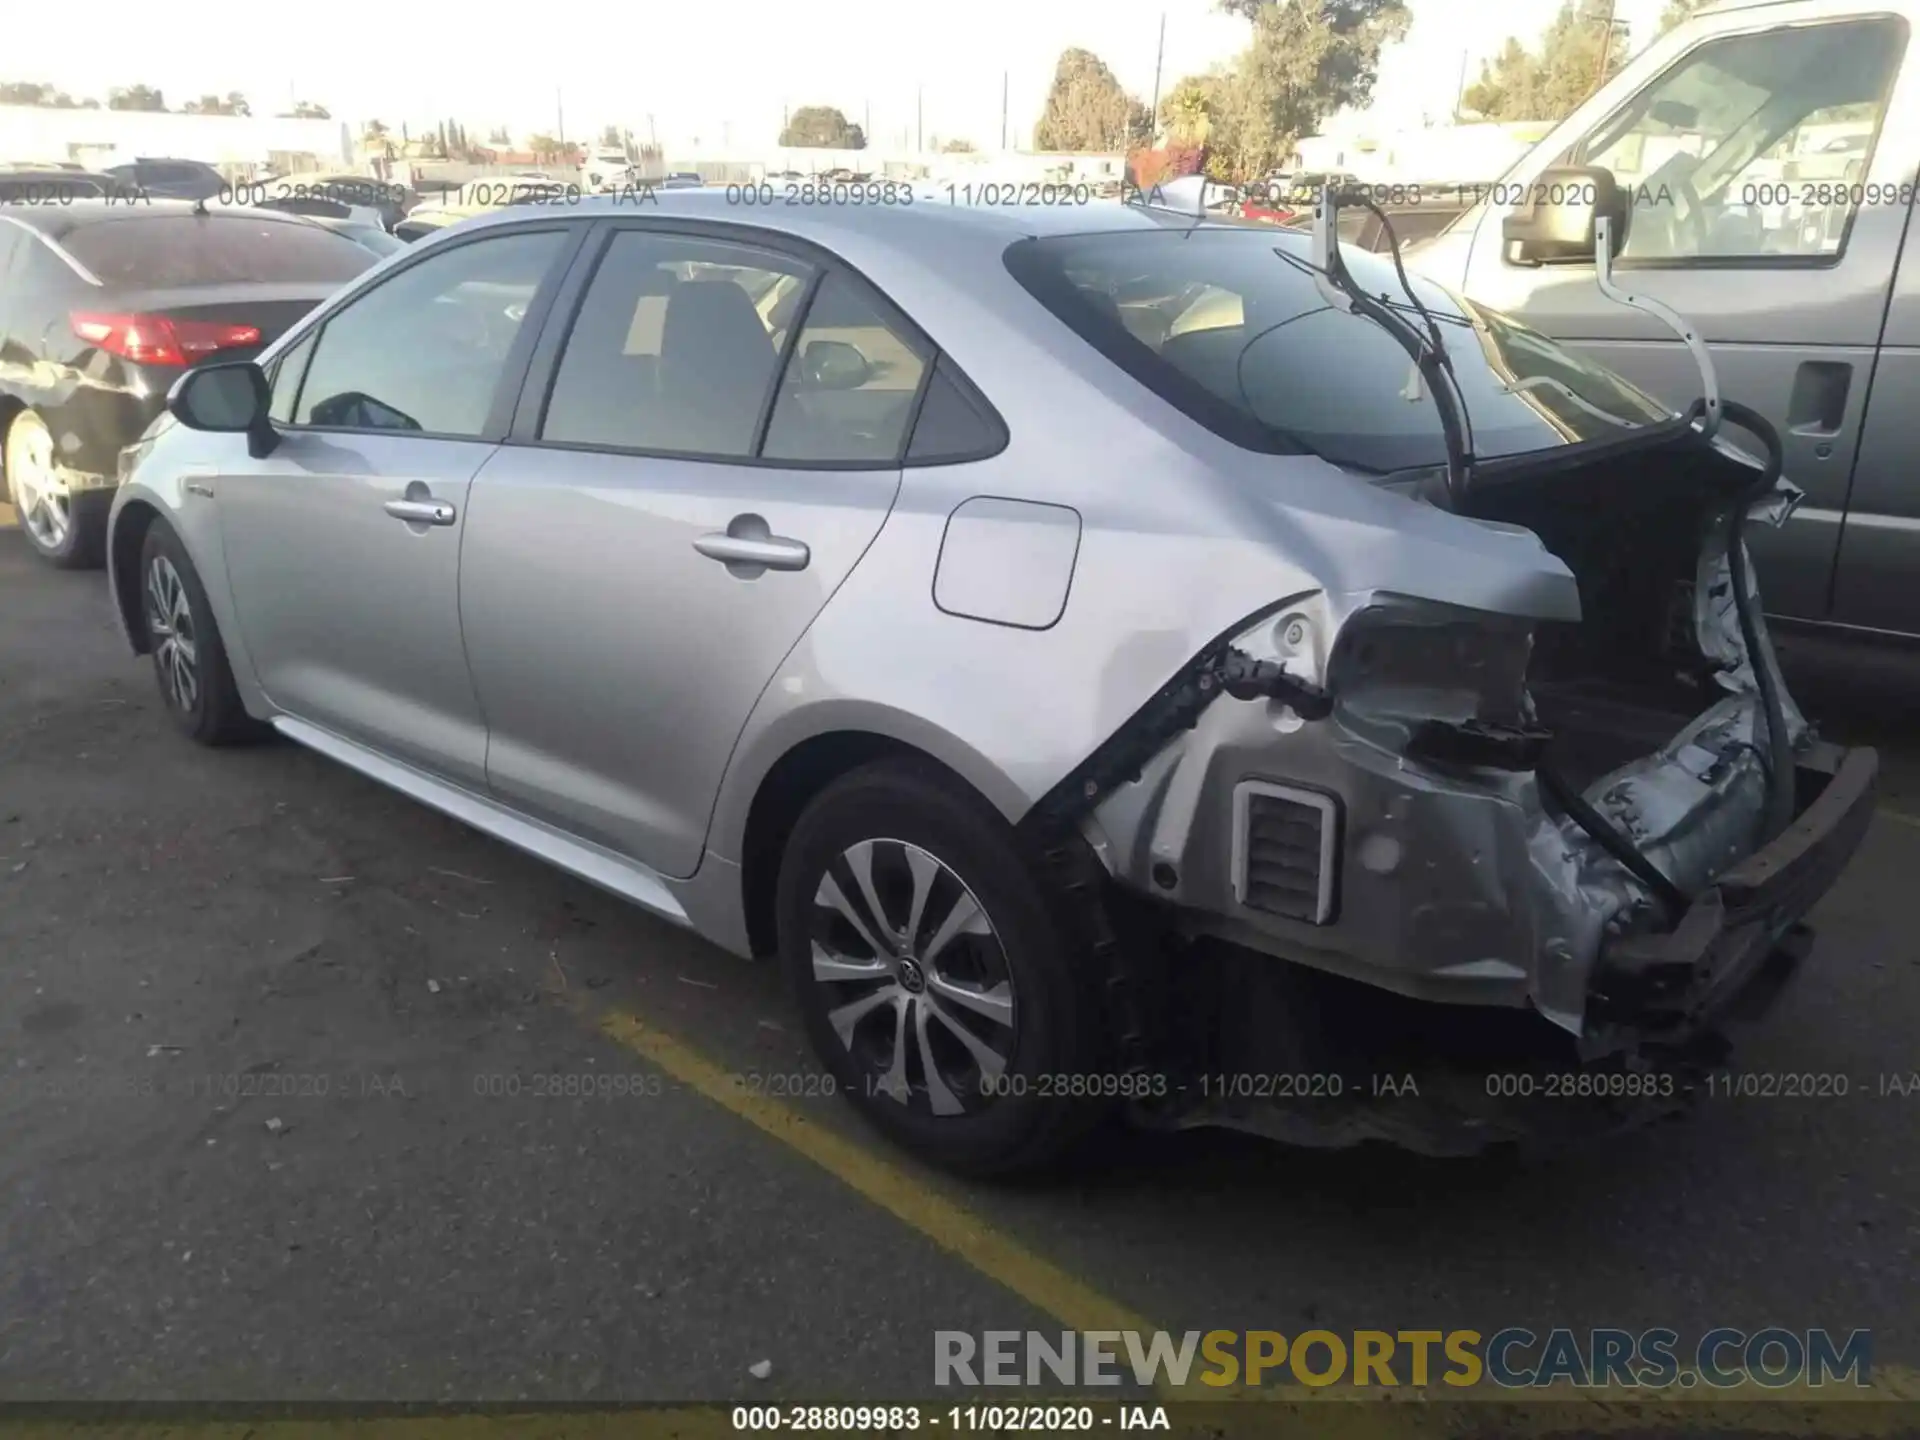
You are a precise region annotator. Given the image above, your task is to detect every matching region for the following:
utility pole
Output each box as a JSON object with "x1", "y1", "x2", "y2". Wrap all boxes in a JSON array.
[
  {"x1": 555, "y1": 88, "x2": 565, "y2": 146},
  {"x1": 1149, "y1": 12, "x2": 1166, "y2": 139},
  {"x1": 1001, "y1": 72, "x2": 1009, "y2": 151},
  {"x1": 1592, "y1": 0, "x2": 1621, "y2": 92},
  {"x1": 916, "y1": 86, "x2": 923, "y2": 153},
  {"x1": 1453, "y1": 48, "x2": 1469, "y2": 121}
]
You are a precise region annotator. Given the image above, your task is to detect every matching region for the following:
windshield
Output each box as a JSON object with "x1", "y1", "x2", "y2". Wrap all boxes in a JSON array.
[{"x1": 1003, "y1": 227, "x2": 1673, "y2": 475}]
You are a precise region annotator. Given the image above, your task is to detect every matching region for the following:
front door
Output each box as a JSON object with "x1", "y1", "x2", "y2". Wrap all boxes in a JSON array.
[
  {"x1": 216, "y1": 225, "x2": 576, "y2": 786},
  {"x1": 1458, "y1": 11, "x2": 1912, "y2": 623},
  {"x1": 460, "y1": 224, "x2": 931, "y2": 877}
]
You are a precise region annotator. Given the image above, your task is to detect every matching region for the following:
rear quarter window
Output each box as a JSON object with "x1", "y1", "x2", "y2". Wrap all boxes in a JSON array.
[{"x1": 63, "y1": 215, "x2": 375, "y2": 286}]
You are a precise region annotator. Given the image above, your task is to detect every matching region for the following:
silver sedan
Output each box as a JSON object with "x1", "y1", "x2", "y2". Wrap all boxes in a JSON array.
[{"x1": 107, "y1": 192, "x2": 1876, "y2": 1172}]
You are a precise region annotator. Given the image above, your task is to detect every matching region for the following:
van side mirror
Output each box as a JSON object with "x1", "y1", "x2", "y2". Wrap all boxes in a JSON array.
[
  {"x1": 1502, "y1": 165, "x2": 1629, "y2": 266},
  {"x1": 168, "y1": 360, "x2": 279, "y2": 458}
]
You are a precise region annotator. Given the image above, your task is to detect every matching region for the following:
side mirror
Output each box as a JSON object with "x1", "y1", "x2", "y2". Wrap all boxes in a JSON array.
[
  {"x1": 799, "y1": 339, "x2": 872, "y2": 391},
  {"x1": 168, "y1": 361, "x2": 278, "y2": 456},
  {"x1": 1501, "y1": 165, "x2": 1629, "y2": 266}
]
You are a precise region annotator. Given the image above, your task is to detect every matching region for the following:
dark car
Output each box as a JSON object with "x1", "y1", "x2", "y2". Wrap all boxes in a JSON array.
[
  {"x1": 100, "y1": 157, "x2": 227, "y2": 201},
  {"x1": 0, "y1": 167, "x2": 132, "y2": 205},
  {"x1": 248, "y1": 194, "x2": 409, "y2": 257},
  {"x1": 0, "y1": 201, "x2": 378, "y2": 567},
  {"x1": 264, "y1": 172, "x2": 416, "y2": 231}
]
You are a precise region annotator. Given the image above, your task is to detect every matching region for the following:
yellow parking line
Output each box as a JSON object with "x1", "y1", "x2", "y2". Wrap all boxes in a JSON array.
[
  {"x1": 598, "y1": 1009, "x2": 1157, "y2": 1340},
  {"x1": 597, "y1": 1007, "x2": 1920, "y2": 1421}
]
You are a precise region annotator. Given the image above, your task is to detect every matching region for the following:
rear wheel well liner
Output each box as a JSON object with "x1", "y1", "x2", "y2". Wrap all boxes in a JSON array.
[{"x1": 738, "y1": 731, "x2": 992, "y2": 958}]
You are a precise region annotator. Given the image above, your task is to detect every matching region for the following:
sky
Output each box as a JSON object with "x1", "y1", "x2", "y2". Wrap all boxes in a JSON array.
[{"x1": 8, "y1": 0, "x2": 1669, "y2": 152}]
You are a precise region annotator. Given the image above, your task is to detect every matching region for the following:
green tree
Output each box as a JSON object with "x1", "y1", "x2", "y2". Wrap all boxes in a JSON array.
[
  {"x1": 1462, "y1": 2, "x2": 1629, "y2": 121},
  {"x1": 780, "y1": 104, "x2": 865, "y2": 148},
  {"x1": 526, "y1": 132, "x2": 562, "y2": 160},
  {"x1": 1159, "y1": 73, "x2": 1222, "y2": 146},
  {"x1": 488, "y1": 126, "x2": 512, "y2": 145},
  {"x1": 1034, "y1": 48, "x2": 1151, "y2": 151},
  {"x1": 106, "y1": 84, "x2": 167, "y2": 112},
  {"x1": 940, "y1": 136, "x2": 977, "y2": 152},
  {"x1": 0, "y1": 81, "x2": 80, "y2": 107},
  {"x1": 1203, "y1": 0, "x2": 1412, "y2": 181},
  {"x1": 280, "y1": 100, "x2": 330, "y2": 119}
]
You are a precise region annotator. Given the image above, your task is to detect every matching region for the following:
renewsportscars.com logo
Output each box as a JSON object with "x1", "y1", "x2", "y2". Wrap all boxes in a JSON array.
[{"x1": 933, "y1": 1328, "x2": 1873, "y2": 1390}]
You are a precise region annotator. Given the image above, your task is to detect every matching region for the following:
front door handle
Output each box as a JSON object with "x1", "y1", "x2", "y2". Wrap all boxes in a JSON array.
[
  {"x1": 694, "y1": 513, "x2": 810, "y2": 577},
  {"x1": 385, "y1": 497, "x2": 457, "y2": 526}
]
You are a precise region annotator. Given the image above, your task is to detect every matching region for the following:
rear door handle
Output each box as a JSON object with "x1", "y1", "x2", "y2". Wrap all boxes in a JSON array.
[
  {"x1": 694, "y1": 514, "x2": 810, "y2": 576},
  {"x1": 385, "y1": 497, "x2": 457, "y2": 526}
]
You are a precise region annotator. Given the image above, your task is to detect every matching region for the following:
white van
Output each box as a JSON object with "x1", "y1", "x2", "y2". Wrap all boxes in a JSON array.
[{"x1": 1414, "y1": 0, "x2": 1920, "y2": 639}]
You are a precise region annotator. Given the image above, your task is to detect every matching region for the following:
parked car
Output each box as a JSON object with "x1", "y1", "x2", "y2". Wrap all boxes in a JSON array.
[
  {"x1": 0, "y1": 200, "x2": 379, "y2": 566},
  {"x1": 0, "y1": 166, "x2": 127, "y2": 204},
  {"x1": 100, "y1": 157, "x2": 227, "y2": 201},
  {"x1": 104, "y1": 194, "x2": 1875, "y2": 1174},
  {"x1": 248, "y1": 196, "x2": 409, "y2": 257},
  {"x1": 1411, "y1": 0, "x2": 1920, "y2": 640},
  {"x1": 255, "y1": 173, "x2": 415, "y2": 232}
]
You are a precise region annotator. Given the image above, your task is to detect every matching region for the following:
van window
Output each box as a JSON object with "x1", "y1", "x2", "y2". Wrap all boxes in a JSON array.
[{"x1": 1566, "y1": 17, "x2": 1907, "y2": 262}]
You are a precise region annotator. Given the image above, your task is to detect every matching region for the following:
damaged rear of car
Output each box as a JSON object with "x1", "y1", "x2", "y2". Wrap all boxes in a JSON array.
[{"x1": 997, "y1": 205, "x2": 1877, "y2": 1157}]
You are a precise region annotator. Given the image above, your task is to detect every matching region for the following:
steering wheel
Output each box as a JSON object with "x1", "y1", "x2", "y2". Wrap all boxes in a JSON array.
[{"x1": 1632, "y1": 165, "x2": 1713, "y2": 258}]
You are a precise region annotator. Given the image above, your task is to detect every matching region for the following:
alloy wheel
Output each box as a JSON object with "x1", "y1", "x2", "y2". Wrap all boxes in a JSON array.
[
  {"x1": 145, "y1": 556, "x2": 200, "y2": 714},
  {"x1": 808, "y1": 838, "x2": 1018, "y2": 1117},
  {"x1": 7, "y1": 417, "x2": 69, "y2": 552}
]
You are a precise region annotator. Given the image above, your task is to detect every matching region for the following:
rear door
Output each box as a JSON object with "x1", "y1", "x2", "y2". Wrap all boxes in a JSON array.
[
  {"x1": 1456, "y1": 8, "x2": 1914, "y2": 623},
  {"x1": 459, "y1": 220, "x2": 930, "y2": 877},
  {"x1": 214, "y1": 224, "x2": 581, "y2": 786}
]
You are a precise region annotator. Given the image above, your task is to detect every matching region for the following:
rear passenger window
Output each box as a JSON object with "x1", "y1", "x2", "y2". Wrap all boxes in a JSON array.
[
  {"x1": 541, "y1": 229, "x2": 811, "y2": 457},
  {"x1": 761, "y1": 271, "x2": 927, "y2": 463},
  {"x1": 906, "y1": 357, "x2": 1007, "y2": 464}
]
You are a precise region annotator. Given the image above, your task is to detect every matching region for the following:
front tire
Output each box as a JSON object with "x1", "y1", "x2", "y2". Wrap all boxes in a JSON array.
[
  {"x1": 777, "y1": 759, "x2": 1109, "y2": 1175},
  {"x1": 4, "y1": 409, "x2": 105, "y2": 569},
  {"x1": 139, "y1": 518, "x2": 263, "y2": 746}
]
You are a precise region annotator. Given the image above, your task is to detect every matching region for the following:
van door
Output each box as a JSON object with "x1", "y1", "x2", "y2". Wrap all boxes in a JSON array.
[
  {"x1": 1454, "y1": 7, "x2": 1914, "y2": 624},
  {"x1": 1831, "y1": 180, "x2": 1920, "y2": 634}
]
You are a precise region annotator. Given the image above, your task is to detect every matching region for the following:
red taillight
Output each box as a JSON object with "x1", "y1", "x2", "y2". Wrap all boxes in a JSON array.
[{"x1": 70, "y1": 311, "x2": 262, "y2": 366}]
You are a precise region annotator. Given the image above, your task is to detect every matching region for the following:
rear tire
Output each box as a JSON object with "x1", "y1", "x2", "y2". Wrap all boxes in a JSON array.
[
  {"x1": 776, "y1": 759, "x2": 1110, "y2": 1175},
  {"x1": 4, "y1": 410, "x2": 105, "y2": 569},
  {"x1": 138, "y1": 518, "x2": 265, "y2": 746}
]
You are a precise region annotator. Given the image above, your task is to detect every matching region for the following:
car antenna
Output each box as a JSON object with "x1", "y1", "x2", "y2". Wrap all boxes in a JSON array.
[{"x1": 1290, "y1": 182, "x2": 1476, "y2": 506}]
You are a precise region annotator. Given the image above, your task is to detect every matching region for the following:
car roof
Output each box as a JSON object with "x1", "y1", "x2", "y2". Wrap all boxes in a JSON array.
[
  {"x1": 453, "y1": 186, "x2": 1194, "y2": 255},
  {"x1": 1, "y1": 197, "x2": 331, "y2": 243}
]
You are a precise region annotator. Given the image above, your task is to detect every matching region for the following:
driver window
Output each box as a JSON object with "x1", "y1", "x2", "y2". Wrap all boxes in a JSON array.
[
  {"x1": 293, "y1": 229, "x2": 566, "y2": 435},
  {"x1": 1568, "y1": 17, "x2": 1904, "y2": 262}
]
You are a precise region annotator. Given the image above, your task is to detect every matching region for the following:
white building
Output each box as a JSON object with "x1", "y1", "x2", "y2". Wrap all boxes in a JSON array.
[
  {"x1": 0, "y1": 105, "x2": 350, "y2": 174},
  {"x1": 1292, "y1": 121, "x2": 1555, "y2": 183}
]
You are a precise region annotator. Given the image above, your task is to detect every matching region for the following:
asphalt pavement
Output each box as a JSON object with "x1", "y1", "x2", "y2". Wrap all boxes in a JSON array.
[{"x1": 2, "y1": 506, "x2": 1917, "y2": 1406}]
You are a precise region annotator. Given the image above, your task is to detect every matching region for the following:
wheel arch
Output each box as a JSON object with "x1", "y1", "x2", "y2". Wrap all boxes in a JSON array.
[
  {"x1": 109, "y1": 498, "x2": 164, "y2": 654},
  {"x1": 730, "y1": 719, "x2": 1030, "y2": 960},
  {"x1": 0, "y1": 394, "x2": 26, "y2": 498}
]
